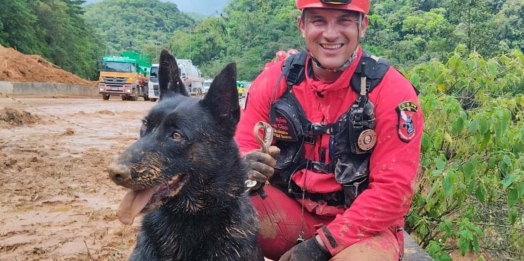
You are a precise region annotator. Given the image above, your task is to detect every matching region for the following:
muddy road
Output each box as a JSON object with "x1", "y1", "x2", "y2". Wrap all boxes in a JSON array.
[{"x1": 0, "y1": 96, "x2": 162, "y2": 260}]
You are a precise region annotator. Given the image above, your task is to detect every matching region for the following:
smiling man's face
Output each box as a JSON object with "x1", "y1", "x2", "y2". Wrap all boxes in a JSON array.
[{"x1": 298, "y1": 8, "x2": 368, "y2": 69}]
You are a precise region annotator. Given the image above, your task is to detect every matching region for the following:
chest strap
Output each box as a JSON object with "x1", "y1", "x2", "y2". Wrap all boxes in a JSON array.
[{"x1": 269, "y1": 50, "x2": 395, "y2": 208}]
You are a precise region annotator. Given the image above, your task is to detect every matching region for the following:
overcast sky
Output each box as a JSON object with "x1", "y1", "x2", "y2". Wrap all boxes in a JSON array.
[
  {"x1": 84, "y1": 0, "x2": 230, "y2": 16},
  {"x1": 171, "y1": 0, "x2": 230, "y2": 15}
]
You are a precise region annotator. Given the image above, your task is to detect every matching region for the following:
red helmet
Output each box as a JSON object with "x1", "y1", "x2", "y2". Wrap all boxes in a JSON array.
[
  {"x1": 296, "y1": 0, "x2": 370, "y2": 14},
  {"x1": 287, "y1": 49, "x2": 299, "y2": 55},
  {"x1": 276, "y1": 50, "x2": 287, "y2": 61}
]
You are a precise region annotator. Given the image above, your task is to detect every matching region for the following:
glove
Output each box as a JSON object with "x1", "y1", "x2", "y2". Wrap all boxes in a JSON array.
[
  {"x1": 244, "y1": 146, "x2": 280, "y2": 191},
  {"x1": 279, "y1": 237, "x2": 331, "y2": 261}
]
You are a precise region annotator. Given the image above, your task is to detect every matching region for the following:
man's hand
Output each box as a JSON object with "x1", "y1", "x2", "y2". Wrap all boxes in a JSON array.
[
  {"x1": 279, "y1": 237, "x2": 331, "y2": 261},
  {"x1": 244, "y1": 146, "x2": 280, "y2": 191}
]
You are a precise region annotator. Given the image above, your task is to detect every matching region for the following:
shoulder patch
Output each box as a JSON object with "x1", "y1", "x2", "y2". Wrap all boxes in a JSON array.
[{"x1": 396, "y1": 101, "x2": 418, "y2": 142}]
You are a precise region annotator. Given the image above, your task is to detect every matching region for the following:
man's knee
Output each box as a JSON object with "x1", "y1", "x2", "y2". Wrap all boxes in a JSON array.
[
  {"x1": 250, "y1": 186, "x2": 302, "y2": 259},
  {"x1": 330, "y1": 231, "x2": 400, "y2": 261}
]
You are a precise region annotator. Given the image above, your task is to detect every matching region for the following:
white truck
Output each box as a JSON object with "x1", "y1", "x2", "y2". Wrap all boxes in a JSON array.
[
  {"x1": 148, "y1": 63, "x2": 160, "y2": 102},
  {"x1": 148, "y1": 59, "x2": 204, "y2": 102}
]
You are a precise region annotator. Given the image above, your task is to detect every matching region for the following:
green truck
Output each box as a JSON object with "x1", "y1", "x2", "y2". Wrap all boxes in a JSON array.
[{"x1": 98, "y1": 51, "x2": 152, "y2": 101}]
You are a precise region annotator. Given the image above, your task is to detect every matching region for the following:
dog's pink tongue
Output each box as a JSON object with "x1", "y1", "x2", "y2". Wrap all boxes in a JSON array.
[{"x1": 117, "y1": 188, "x2": 156, "y2": 225}]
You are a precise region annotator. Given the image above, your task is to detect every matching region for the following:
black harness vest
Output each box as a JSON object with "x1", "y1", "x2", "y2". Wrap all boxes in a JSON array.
[{"x1": 269, "y1": 50, "x2": 391, "y2": 208}]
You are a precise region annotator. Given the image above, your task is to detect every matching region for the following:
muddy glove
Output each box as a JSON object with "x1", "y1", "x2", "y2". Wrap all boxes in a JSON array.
[
  {"x1": 244, "y1": 146, "x2": 280, "y2": 192},
  {"x1": 279, "y1": 237, "x2": 331, "y2": 261}
]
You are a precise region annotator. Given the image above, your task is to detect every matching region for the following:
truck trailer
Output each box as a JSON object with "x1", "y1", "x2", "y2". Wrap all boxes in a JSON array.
[{"x1": 148, "y1": 59, "x2": 204, "y2": 101}]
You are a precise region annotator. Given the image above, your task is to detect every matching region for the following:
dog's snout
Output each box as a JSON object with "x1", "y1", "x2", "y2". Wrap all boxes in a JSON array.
[{"x1": 107, "y1": 160, "x2": 132, "y2": 186}]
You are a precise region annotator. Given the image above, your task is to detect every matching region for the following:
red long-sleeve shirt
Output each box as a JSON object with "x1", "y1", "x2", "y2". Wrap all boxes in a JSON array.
[{"x1": 235, "y1": 48, "x2": 423, "y2": 255}]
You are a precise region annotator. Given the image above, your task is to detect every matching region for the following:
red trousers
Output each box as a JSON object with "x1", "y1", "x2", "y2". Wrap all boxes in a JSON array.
[{"x1": 251, "y1": 186, "x2": 401, "y2": 261}]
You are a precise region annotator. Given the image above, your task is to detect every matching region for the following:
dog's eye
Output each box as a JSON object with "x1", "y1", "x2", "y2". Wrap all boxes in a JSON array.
[{"x1": 172, "y1": 131, "x2": 183, "y2": 140}]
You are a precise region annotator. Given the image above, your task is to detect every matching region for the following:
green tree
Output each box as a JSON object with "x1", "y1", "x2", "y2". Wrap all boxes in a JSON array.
[
  {"x1": 0, "y1": 0, "x2": 39, "y2": 53},
  {"x1": 29, "y1": 0, "x2": 104, "y2": 79},
  {"x1": 83, "y1": 0, "x2": 195, "y2": 56},
  {"x1": 407, "y1": 47, "x2": 524, "y2": 260},
  {"x1": 445, "y1": 0, "x2": 498, "y2": 56},
  {"x1": 494, "y1": 0, "x2": 524, "y2": 52},
  {"x1": 170, "y1": 0, "x2": 301, "y2": 80},
  {"x1": 395, "y1": 8, "x2": 454, "y2": 64}
]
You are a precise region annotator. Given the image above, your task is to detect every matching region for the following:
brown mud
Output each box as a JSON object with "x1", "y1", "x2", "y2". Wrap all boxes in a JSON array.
[
  {"x1": 0, "y1": 97, "x2": 150, "y2": 261},
  {"x1": 0, "y1": 44, "x2": 96, "y2": 87}
]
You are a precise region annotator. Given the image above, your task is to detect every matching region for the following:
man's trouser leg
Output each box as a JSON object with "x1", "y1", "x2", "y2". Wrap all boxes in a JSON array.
[
  {"x1": 250, "y1": 185, "x2": 334, "y2": 260},
  {"x1": 330, "y1": 226, "x2": 401, "y2": 261},
  {"x1": 251, "y1": 185, "x2": 401, "y2": 261}
]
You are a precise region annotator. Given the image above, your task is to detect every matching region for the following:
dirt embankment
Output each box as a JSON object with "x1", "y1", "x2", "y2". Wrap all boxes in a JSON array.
[{"x1": 0, "y1": 44, "x2": 96, "y2": 87}]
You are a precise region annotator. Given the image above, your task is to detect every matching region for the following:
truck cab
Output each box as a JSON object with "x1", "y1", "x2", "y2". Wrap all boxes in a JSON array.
[
  {"x1": 148, "y1": 64, "x2": 159, "y2": 102},
  {"x1": 98, "y1": 51, "x2": 151, "y2": 101}
]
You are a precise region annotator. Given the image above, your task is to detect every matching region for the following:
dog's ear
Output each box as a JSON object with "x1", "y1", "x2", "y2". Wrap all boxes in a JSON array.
[
  {"x1": 158, "y1": 50, "x2": 189, "y2": 99},
  {"x1": 201, "y1": 63, "x2": 240, "y2": 134}
]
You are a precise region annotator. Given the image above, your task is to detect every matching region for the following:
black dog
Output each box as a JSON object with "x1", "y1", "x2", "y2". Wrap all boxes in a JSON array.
[{"x1": 107, "y1": 50, "x2": 264, "y2": 261}]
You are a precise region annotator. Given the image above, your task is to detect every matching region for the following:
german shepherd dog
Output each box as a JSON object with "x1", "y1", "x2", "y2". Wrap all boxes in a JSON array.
[{"x1": 107, "y1": 50, "x2": 264, "y2": 261}]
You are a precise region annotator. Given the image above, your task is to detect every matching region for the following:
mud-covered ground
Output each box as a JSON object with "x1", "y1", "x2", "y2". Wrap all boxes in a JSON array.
[{"x1": 0, "y1": 96, "x2": 155, "y2": 260}]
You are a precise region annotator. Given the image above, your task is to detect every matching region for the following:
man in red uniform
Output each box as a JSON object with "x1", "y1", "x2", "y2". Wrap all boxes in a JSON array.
[{"x1": 236, "y1": 0, "x2": 423, "y2": 260}]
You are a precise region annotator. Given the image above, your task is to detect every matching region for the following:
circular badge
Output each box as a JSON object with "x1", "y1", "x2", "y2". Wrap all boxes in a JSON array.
[{"x1": 357, "y1": 129, "x2": 377, "y2": 151}]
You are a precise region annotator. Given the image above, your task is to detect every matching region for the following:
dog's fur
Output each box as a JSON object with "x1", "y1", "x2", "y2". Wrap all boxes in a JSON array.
[{"x1": 107, "y1": 50, "x2": 264, "y2": 261}]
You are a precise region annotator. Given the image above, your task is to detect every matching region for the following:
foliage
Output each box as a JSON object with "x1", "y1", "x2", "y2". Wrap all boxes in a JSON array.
[
  {"x1": 6, "y1": 0, "x2": 523, "y2": 81},
  {"x1": 82, "y1": 0, "x2": 195, "y2": 59},
  {"x1": 29, "y1": 0, "x2": 105, "y2": 80},
  {"x1": 161, "y1": 0, "x2": 523, "y2": 80},
  {"x1": 494, "y1": 0, "x2": 524, "y2": 52},
  {"x1": 406, "y1": 46, "x2": 524, "y2": 260},
  {"x1": 0, "y1": 0, "x2": 104, "y2": 80},
  {"x1": 0, "y1": 0, "x2": 39, "y2": 54},
  {"x1": 166, "y1": 0, "x2": 302, "y2": 80}
]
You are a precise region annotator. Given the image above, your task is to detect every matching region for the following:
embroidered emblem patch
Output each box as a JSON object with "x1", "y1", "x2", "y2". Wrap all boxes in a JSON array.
[{"x1": 397, "y1": 101, "x2": 418, "y2": 142}]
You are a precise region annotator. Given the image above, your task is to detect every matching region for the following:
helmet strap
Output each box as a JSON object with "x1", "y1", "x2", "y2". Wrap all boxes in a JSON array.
[
  {"x1": 357, "y1": 13, "x2": 363, "y2": 43},
  {"x1": 310, "y1": 50, "x2": 357, "y2": 72}
]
